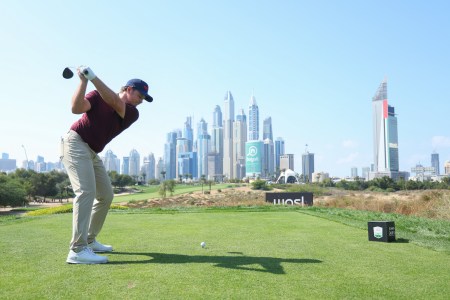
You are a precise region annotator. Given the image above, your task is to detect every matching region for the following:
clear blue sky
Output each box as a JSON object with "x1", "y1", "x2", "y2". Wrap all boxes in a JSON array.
[{"x1": 1, "y1": 0, "x2": 450, "y2": 177}]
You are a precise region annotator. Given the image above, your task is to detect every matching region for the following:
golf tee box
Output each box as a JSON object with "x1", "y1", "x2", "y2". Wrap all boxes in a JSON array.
[{"x1": 368, "y1": 221, "x2": 396, "y2": 242}]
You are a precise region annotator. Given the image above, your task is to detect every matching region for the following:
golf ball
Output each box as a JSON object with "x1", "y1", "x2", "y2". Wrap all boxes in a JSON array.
[{"x1": 201, "y1": 242, "x2": 206, "y2": 248}]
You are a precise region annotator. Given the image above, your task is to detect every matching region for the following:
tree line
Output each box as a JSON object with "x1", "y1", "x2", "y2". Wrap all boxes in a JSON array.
[
  {"x1": 0, "y1": 169, "x2": 73, "y2": 207},
  {"x1": 0, "y1": 169, "x2": 161, "y2": 207}
]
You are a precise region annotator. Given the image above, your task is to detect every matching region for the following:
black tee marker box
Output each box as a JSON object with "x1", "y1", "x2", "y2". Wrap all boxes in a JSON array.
[{"x1": 368, "y1": 221, "x2": 396, "y2": 242}]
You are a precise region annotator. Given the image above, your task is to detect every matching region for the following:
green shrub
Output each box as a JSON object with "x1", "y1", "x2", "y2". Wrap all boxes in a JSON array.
[{"x1": 26, "y1": 204, "x2": 73, "y2": 216}]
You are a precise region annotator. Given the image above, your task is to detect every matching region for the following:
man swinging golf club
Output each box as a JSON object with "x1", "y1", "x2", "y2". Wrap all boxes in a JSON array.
[{"x1": 61, "y1": 66, "x2": 153, "y2": 264}]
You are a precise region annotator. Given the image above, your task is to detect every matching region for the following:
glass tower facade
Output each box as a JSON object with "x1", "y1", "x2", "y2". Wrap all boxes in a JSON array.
[
  {"x1": 248, "y1": 93, "x2": 259, "y2": 141},
  {"x1": 372, "y1": 79, "x2": 399, "y2": 172},
  {"x1": 431, "y1": 152, "x2": 440, "y2": 175},
  {"x1": 223, "y1": 91, "x2": 234, "y2": 179}
]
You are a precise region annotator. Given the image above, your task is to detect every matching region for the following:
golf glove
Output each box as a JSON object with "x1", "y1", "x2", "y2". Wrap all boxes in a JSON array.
[{"x1": 79, "y1": 66, "x2": 96, "y2": 81}]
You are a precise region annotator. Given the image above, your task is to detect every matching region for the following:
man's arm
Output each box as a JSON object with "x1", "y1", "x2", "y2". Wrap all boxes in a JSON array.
[
  {"x1": 71, "y1": 73, "x2": 91, "y2": 114},
  {"x1": 90, "y1": 77, "x2": 126, "y2": 118}
]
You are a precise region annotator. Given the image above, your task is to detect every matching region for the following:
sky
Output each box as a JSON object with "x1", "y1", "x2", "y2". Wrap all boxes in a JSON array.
[{"x1": 1, "y1": 0, "x2": 450, "y2": 178}]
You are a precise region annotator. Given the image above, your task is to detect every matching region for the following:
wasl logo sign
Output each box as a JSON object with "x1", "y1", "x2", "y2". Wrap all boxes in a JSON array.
[
  {"x1": 373, "y1": 226, "x2": 383, "y2": 239},
  {"x1": 265, "y1": 192, "x2": 313, "y2": 206},
  {"x1": 247, "y1": 146, "x2": 258, "y2": 163}
]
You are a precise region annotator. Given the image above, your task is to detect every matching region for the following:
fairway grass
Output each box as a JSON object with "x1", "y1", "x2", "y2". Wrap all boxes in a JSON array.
[{"x1": 1, "y1": 209, "x2": 449, "y2": 299}]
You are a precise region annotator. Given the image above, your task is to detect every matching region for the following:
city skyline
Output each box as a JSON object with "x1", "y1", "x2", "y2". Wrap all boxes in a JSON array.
[
  {"x1": 1, "y1": 1, "x2": 450, "y2": 177},
  {"x1": 2, "y1": 80, "x2": 448, "y2": 179}
]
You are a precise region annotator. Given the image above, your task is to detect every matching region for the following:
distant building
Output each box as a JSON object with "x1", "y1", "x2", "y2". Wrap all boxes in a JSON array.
[
  {"x1": 263, "y1": 138, "x2": 275, "y2": 178},
  {"x1": 129, "y1": 149, "x2": 140, "y2": 177},
  {"x1": 302, "y1": 151, "x2": 314, "y2": 183},
  {"x1": 164, "y1": 131, "x2": 178, "y2": 180},
  {"x1": 369, "y1": 79, "x2": 408, "y2": 181},
  {"x1": 311, "y1": 172, "x2": 329, "y2": 183},
  {"x1": 0, "y1": 157, "x2": 16, "y2": 172},
  {"x1": 233, "y1": 109, "x2": 247, "y2": 179},
  {"x1": 103, "y1": 149, "x2": 120, "y2": 173},
  {"x1": 156, "y1": 157, "x2": 164, "y2": 180},
  {"x1": 122, "y1": 157, "x2": 129, "y2": 175},
  {"x1": 245, "y1": 141, "x2": 263, "y2": 178},
  {"x1": 362, "y1": 167, "x2": 371, "y2": 180},
  {"x1": 351, "y1": 167, "x2": 358, "y2": 178},
  {"x1": 223, "y1": 91, "x2": 234, "y2": 180},
  {"x1": 207, "y1": 152, "x2": 223, "y2": 181},
  {"x1": 178, "y1": 152, "x2": 198, "y2": 180},
  {"x1": 262, "y1": 117, "x2": 273, "y2": 141},
  {"x1": 141, "y1": 153, "x2": 156, "y2": 181},
  {"x1": 274, "y1": 137, "x2": 285, "y2": 174},
  {"x1": 211, "y1": 105, "x2": 223, "y2": 177},
  {"x1": 431, "y1": 152, "x2": 440, "y2": 175},
  {"x1": 248, "y1": 93, "x2": 259, "y2": 141},
  {"x1": 280, "y1": 154, "x2": 294, "y2": 172},
  {"x1": 445, "y1": 161, "x2": 450, "y2": 175}
]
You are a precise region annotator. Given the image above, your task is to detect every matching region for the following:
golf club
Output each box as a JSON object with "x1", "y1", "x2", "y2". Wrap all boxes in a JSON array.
[
  {"x1": 62, "y1": 66, "x2": 90, "y2": 79},
  {"x1": 62, "y1": 67, "x2": 76, "y2": 79}
]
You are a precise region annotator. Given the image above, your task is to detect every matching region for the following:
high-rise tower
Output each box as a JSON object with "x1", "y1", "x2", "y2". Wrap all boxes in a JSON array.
[
  {"x1": 275, "y1": 137, "x2": 285, "y2": 174},
  {"x1": 129, "y1": 149, "x2": 140, "y2": 177},
  {"x1": 164, "y1": 131, "x2": 177, "y2": 179},
  {"x1": 197, "y1": 118, "x2": 210, "y2": 178},
  {"x1": 302, "y1": 149, "x2": 314, "y2": 183},
  {"x1": 262, "y1": 117, "x2": 273, "y2": 141},
  {"x1": 183, "y1": 116, "x2": 194, "y2": 152},
  {"x1": 372, "y1": 79, "x2": 399, "y2": 173},
  {"x1": 233, "y1": 109, "x2": 247, "y2": 179},
  {"x1": 213, "y1": 105, "x2": 222, "y2": 128},
  {"x1": 248, "y1": 93, "x2": 259, "y2": 141},
  {"x1": 223, "y1": 91, "x2": 234, "y2": 179},
  {"x1": 431, "y1": 152, "x2": 440, "y2": 175}
]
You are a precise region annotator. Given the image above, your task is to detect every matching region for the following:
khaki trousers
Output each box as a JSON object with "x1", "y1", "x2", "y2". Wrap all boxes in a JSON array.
[{"x1": 61, "y1": 130, "x2": 114, "y2": 252}]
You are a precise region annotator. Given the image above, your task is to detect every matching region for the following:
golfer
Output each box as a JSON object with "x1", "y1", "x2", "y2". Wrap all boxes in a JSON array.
[{"x1": 61, "y1": 66, "x2": 153, "y2": 264}]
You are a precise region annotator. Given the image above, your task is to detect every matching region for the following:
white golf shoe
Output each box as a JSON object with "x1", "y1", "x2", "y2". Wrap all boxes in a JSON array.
[
  {"x1": 66, "y1": 247, "x2": 108, "y2": 264},
  {"x1": 88, "y1": 240, "x2": 113, "y2": 253}
]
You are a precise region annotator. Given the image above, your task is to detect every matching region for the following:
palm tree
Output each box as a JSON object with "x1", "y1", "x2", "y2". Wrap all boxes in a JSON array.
[{"x1": 200, "y1": 174, "x2": 206, "y2": 193}]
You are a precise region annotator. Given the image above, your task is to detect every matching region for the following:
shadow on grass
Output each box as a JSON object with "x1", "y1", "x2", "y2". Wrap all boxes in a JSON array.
[
  {"x1": 108, "y1": 252, "x2": 322, "y2": 274},
  {"x1": 394, "y1": 238, "x2": 410, "y2": 243}
]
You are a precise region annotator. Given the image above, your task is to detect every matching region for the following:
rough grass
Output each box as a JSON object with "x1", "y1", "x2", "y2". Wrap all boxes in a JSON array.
[{"x1": 315, "y1": 189, "x2": 450, "y2": 220}]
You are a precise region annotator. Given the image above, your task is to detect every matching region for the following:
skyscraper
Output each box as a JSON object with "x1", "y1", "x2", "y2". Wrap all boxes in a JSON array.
[
  {"x1": 213, "y1": 105, "x2": 222, "y2": 129},
  {"x1": 372, "y1": 79, "x2": 399, "y2": 173},
  {"x1": 197, "y1": 118, "x2": 210, "y2": 178},
  {"x1": 279, "y1": 154, "x2": 294, "y2": 172},
  {"x1": 103, "y1": 149, "x2": 120, "y2": 173},
  {"x1": 183, "y1": 116, "x2": 194, "y2": 152},
  {"x1": 129, "y1": 149, "x2": 140, "y2": 177},
  {"x1": 164, "y1": 131, "x2": 178, "y2": 179},
  {"x1": 223, "y1": 91, "x2": 234, "y2": 179},
  {"x1": 233, "y1": 109, "x2": 247, "y2": 179},
  {"x1": 302, "y1": 151, "x2": 314, "y2": 183},
  {"x1": 141, "y1": 153, "x2": 156, "y2": 181},
  {"x1": 275, "y1": 137, "x2": 285, "y2": 174},
  {"x1": 211, "y1": 105, "x2": 224, "y2": 178},
  {"x1": 122, "y1": 157, "x2": 129, "y2": 175},
  {"x1": 156, "y1": 157, "x2": 164, "y2": 180},
  {"x1": 369, "y1": 79, "x2": 409, "y2": 181},
  {"x1": 351, "y1": 167, "x2": 358, "y2": 178},
  {"x1": 431, "y1": 152, "x2": 440, "y2": 175},
  {"x1": 262, "y1": 117, "x2": 273, "y2": 141},
  {"x1": 248, "y1": 93, "x2": 259, "y2": 141},
  {"x1": 263, "y1": 138, "x2": 275, "y2": 178}
]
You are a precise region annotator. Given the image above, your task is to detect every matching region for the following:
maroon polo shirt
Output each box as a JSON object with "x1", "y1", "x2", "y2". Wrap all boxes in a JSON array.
[{"x1": 70, "y1": 90, "x2": 139, "y2": 153}]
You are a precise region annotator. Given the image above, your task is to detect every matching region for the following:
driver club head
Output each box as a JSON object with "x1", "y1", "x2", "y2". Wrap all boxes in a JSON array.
[{"x1": 62, "y1": 67, "x2": 74, "y2": 79}]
